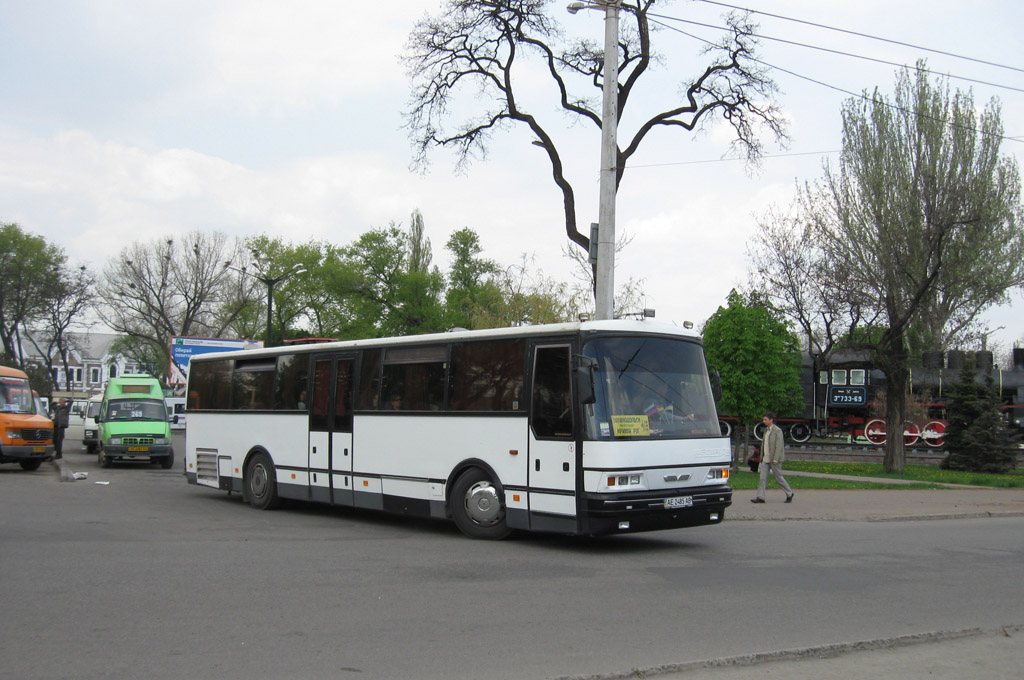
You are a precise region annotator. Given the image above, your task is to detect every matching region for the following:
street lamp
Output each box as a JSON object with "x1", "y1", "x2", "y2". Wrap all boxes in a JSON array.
[
  {"x1": 227, "y1": 263, "x2": 305, "y2": 347},
  {"x1": 568, "y1": 0, "x2": 621, "y2": 320}
]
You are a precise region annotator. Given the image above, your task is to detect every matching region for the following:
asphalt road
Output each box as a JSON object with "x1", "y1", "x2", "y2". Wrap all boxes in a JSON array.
[{"x1": 1, "y1": 423, "x2": 1022, "y2": 680}]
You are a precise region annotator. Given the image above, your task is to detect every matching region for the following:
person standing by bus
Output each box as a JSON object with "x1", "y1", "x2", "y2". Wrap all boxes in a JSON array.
[
  {"x1": 750, "y1": 412, "x2": 794, "y2": 504},
  {"x1": 52, "y1": 399, "x2": 70, "y2": 459}
]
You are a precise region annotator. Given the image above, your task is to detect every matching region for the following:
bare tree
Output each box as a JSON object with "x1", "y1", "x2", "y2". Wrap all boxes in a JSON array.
[
  {"x1": 25, "y1": 263, "x2": 96, "y2": 392},
  {"x1": 97, "y1": 232, "x2": 253, "y2": 382},
  {"x1": 404, "y1": 0, "x2": 786, "y2": 255}
]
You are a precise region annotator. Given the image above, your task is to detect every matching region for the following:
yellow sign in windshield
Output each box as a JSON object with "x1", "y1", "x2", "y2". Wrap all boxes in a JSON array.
[{"x1": 611, "y1": 415, "x2": 650, "y2": 437}]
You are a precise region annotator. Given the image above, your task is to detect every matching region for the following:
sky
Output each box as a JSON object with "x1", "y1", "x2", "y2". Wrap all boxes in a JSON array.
[{"x1": 2, "y1": 0, "x2": 1022, "y2": 356}]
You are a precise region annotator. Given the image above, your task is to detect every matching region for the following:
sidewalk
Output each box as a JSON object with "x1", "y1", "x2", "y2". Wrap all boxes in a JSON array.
[{"x1": 727, "y1": 472, "x2": 1024, "y2": 522}]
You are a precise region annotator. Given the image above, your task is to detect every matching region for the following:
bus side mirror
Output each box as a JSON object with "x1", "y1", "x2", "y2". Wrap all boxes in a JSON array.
[
  {"x1": 709, "y1": 367, "x2": 723, "y2": 403},
  {"x1": 575, "y1": 357, "x2": 597, "y2": 406}
]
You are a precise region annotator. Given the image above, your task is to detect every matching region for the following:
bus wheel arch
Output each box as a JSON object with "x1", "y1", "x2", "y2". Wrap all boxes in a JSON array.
[
  {"x1": 243, "y1": 448, "x2": 282, "y2": 510},
  {"x1": 448, "y1": 462, "x2": 512, "y2": 540}
]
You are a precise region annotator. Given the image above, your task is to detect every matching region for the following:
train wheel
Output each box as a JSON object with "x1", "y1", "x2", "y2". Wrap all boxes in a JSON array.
[
  {"x1": 788, "y1": 422, "x2": 812, "y2": 443},
  {"x1": 922, "y1": 420, "x2": 946, "y2": 448},
  {"x1": 753, "y1": 422, "x2": 767, "y2": 441},
  {"x1": 718, "y1": 420, "x2": 732, "y2": 437},
  {"x1": 903, "y1": 421, "x2": 920, "y2": 447},
  {"x1": 864, "y1": 418, "x2": 887, "y2": 445}
]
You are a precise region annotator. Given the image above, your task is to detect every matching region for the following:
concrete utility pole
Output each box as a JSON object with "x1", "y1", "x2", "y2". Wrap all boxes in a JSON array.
[{"x1": 569, "y1": 0, "x2": 621, "y2": 320}]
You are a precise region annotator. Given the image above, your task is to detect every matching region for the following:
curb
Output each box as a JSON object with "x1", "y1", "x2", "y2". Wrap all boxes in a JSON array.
[{"x1": 549, "y1": 624, "x2": 1022, "y2": 680}]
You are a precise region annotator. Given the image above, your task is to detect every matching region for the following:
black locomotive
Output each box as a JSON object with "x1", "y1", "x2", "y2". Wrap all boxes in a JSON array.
[{"x1": 719, "y1": 348, "x2": 1024, "y2": 447}]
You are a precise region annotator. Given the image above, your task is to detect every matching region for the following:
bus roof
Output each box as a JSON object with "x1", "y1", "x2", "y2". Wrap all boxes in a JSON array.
[{"x1": 189, "y1": 319, "x2": 702, "y2": 364}]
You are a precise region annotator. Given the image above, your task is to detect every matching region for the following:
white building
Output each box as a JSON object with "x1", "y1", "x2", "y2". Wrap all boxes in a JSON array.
[{"x1": 20, "y1": 331, "x2": 145, "y2": 400}]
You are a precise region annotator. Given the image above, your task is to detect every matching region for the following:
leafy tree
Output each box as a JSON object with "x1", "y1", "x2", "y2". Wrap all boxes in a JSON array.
[
  {"x1": 702, "y1": 289, "x2": 803, "y2": 466},
  {"x1": 0, "y1": 223, "x2": 65, "y2": 363},
  {"x1": 338, "y1": 217, "x2": 447, "y2": 338},
  {"x1": 942, "y1": 357, "x2": 1016, "y2": 473},
  {"x1": 748, "y1": 63, "x2": 1024, "y2": 472},
  {"x1": 445, "y1": 228, "x2": 501, "y2": 329},
  {"x1": 404, "y1": 0, "x2": 786, "y2": 261},
  {"x1": 242, "y1": 235, "x2": 330, "y2": 344}
]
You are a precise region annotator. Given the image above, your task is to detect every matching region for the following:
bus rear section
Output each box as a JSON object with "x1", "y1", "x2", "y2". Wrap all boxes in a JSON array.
[
  {"x1": 183, "y1": 320, "x2": 732, "y2": 539},
  {"x1": 0, "y1": 366, "x2": 54, "y2": 471},
  {"x1": 97, "y1": 374, "x2": 173, "y2": 469}
]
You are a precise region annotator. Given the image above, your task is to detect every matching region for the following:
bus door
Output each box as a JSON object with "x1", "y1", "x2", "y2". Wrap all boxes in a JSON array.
[
  {"x1": 309, "y1": 354, "x2": 355, "y2": 506},
  {"x1": 527, "y1": 344, "x2": 578, "y2": 527}
]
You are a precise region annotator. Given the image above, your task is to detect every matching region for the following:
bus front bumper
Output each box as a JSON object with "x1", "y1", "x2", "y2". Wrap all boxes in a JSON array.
[
  {"x1": 580, "y1": 485, "x2": 733, "y2": 535},
  {"x1": 0, "y1": 444, "x2": 55, "y2": 463},
  {"x1": 103, "y1": 445, "x2": 172, "y2": 459}
]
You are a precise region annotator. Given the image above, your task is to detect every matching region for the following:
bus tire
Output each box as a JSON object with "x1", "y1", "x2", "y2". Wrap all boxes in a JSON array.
[
  {"x1": 159, "y1": 451, "x2": 174, "y2": 470},
  {"x1": 19, "y1": 459, "x2": 43, "y2": 471},
  {"x1": 98, "y1": 448, "x2": 112, "y2": 468},
  {"x1": 245, "y1": 452, "x2": 282, "y2": 510},
  {"x1": 450, "y1": 467, "x2": 511, "y2": 540}
]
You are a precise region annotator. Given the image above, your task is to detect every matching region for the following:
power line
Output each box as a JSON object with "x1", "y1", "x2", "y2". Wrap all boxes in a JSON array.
[
  {"x1": 690, "y1": 0, "x2": 1024, "y2": 75},
  {"x1": 628, "y1": 149, "x2": 840, "y2": 169},
  {"x1": 645, "y1": 17, "x2": 1024, "y2": 147},
  {"x1": 648, "y1": 14, "x2": 1024, "y2": 96}
]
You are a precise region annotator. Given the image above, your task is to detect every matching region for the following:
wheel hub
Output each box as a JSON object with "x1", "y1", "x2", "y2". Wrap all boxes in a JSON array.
[{"x1": 465, "y1": 481, "x2": 502, "y2": 526}]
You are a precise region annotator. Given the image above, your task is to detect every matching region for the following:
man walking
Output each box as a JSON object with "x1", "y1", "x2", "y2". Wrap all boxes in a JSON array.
[{"x1": 751, "y1": 412, "x2": 794, "y2": 504}]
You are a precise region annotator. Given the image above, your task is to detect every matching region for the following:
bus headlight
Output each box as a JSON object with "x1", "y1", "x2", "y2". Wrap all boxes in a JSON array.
[
  {"x1": 705, "y1": 467, "x2": 730, "y2": 482},
  {"x1": 109, "y1": 437, "x2": 121, "y2": 446},
  {"x1": 153, "y1": 437, "x2": 169, "y2": 445},
  {"x1": 606, "y1": 473, "x2": 645, "y2": 489}
]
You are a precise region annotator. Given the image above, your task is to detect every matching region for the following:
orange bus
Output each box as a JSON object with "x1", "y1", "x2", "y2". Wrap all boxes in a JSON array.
[{"x1": 0, "y1": 365, "x2": 54, "y2": 471}]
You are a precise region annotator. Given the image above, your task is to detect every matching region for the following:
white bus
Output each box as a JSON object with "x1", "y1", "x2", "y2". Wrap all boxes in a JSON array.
[{"x1": 183, "y1": 320, "x2": 733, "y2": 539}]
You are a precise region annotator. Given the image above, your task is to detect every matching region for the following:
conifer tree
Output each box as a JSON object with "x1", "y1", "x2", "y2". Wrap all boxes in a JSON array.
[{"x1": 943, "y1": 357, "x2": 1016, "y2": 473}]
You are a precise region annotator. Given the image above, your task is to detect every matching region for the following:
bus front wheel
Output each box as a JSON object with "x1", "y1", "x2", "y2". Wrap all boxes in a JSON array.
[
  {"x1": 450, "y1": 468, "x2": 512, "y2": 540},
  {"x1": 245, "y1": 452, "x2": 282, "y2": 510}
]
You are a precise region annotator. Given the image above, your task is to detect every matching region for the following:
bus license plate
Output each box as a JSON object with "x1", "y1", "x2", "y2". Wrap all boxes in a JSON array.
[
  {"x1": 664, "y1": 496, "x2": 693, "y2": 509},
  {"x1": 128, "y1": 446, "x2": 149, "y2": 452},
  {"x1": 33, "y1": 446, "x2": 45, "y2": 453}
]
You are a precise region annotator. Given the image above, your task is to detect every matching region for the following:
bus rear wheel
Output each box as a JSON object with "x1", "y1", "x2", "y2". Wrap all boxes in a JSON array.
[
  {"x1": 450, "y1": 468, "x2": 511, "y2": 540},
  {"x1": 245, "y1": 452, "x2": 282, "y2": 510}
]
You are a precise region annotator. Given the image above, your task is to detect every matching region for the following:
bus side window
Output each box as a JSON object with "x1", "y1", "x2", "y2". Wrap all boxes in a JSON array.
[{"x1": 531, "y1": 346, "x2": 572, "y2": 438}]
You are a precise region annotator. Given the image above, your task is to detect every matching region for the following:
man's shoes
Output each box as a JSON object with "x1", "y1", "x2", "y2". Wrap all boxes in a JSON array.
[
  {"x1": 785, "y1": 493, "x2": 794, "y2": 503},
  {"x1": 750, "y1": 497, "x2": 765, "y2": 504}
]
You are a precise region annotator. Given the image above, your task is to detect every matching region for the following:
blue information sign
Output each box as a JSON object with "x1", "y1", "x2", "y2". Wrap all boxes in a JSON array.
[{"x1": 169, "y1": 336, "x2": 263, "y2": 385}]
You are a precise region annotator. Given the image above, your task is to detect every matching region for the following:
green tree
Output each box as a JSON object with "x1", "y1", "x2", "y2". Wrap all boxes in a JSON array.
[
  {"x1": 749, "y1": 62, "x2": 1024, "y2": 472},
  {"x1": 0, "y1": 223, "x2": 65, "y2": 363},
  {"x1": 444, "y1": 227, "x2": 501, "y2": 329},
  {"x1": 339, "y1": 217, "x2": 447, "y2": 338},
  {"x1": 702, "y1": 289, "x2": 803, "y2": 466},
  {"x1": 942, "y1": 357, "x2": 1016, "y2": 473}
]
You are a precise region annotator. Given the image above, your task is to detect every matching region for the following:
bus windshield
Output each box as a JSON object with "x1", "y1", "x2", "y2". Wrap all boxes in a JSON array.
[
  {"x1": 582, "y1": 335, "x2": 720, "y2": 440},
  {"x1": 106, "y1": 398, "x2": 167, "y2": 422},
  {"x1": 1, "y1": 376, "x2": 36, "y2": 414}
]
